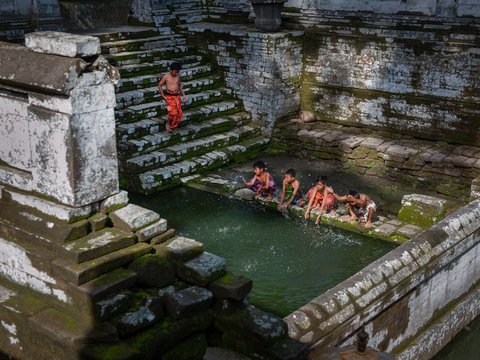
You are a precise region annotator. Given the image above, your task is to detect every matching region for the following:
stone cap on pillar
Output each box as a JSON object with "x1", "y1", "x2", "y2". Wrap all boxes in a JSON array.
[{"x1": 25, "y1": 31, "x2": 101, "y2": 58}]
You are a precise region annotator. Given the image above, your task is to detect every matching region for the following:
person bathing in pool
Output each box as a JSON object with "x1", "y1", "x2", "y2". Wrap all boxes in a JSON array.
[
  {"x1": 277, "y1": 168, "x2": 302, "y2": 210},
  {"x1": 303, "y1": 176, "x2": 335, "y2": 224},
  {"x1": 242, "y1": 160, "x2": 277, "y2": 200},
  {"x1": 331, "y1": 189, "x2": 377, "y2": 229}
]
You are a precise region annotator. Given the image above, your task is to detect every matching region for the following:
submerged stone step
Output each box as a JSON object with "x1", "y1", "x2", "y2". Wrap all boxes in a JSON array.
[
  {"x1": 125, "y1": 125, "x2": 259, "y2": 173},
  {"x1": 52, "y1": 243, "x2": 152, "y2": 285},
  {"x1": 62, "y1": 228, "x2": 137, "y2": 264},
  {"x1": 135, "y1": 135, "x2": 269, "y2": 192},
  {"x1": 101, "y1": 34, "x2": 186, "y2": 55}
]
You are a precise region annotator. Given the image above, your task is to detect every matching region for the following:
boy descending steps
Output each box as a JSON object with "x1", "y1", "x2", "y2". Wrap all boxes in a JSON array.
[{"x1": 158, "y1": 61, "x2": 188, "y2": 133}]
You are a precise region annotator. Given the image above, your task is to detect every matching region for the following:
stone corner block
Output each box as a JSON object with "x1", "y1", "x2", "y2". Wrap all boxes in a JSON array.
[
  {"x1": 398, "y1": 194, "x2": 448, "y2": 228},
  {"x1": 110, "y1": 204, "x2": 160, "y2": 232},
  {"x1": 136, "y1": 218, "x2": 168, "y2": 242},
  {"x1": 166, "y1": 286, "x2": 214, "y2": 320},
  {"x1": 25, "y1": 31, "x2": 101, "y2": 58},
  {"x1": 165, "y1": 236, "x2": 205, "y2": 262},
  {"x1": 100, "y1": 190, "x2": 129, "y2": 213},
  {"x1": 178, "y1": 252, "x2": 227, "y2": 286},
  {"x1": 209, "y1": 273, "x2": 253, "y2": 301}
]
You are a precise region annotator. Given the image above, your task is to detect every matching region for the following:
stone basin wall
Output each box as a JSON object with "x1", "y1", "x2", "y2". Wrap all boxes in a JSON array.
[{"x1": 284, "y1": 199, "x2": 480, "y2": 359}]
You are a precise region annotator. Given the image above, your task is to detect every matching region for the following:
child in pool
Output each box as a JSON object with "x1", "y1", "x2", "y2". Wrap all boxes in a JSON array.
[
  {"x1": 303, "y1": 176, "x2": 335, "y2": 223},
  {"x1": 331, "y1": 189, "x2": 377, "y2": 229},
  {"x1": 242, "y1": 160, "x2": 277, "y2": 200},
  {"x1": 277, "y1": 169, "x2": 302, "y2": 210}
]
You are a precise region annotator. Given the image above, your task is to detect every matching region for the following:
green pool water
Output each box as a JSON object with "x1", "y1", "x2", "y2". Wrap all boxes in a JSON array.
[{"x1": 131, "y1": 187, "x2": 396, "y2": 317}]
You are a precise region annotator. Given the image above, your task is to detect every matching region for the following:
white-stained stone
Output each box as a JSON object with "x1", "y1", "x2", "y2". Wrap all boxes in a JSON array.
[
  {"x1": 100, "y1": 190, "x2": 129, "y2": 213},
  {"x1": 25, "y1": 31, "x2": 101, "y2": 58},
  {"x1": 234, "y1": 188, "x2": 256, "y2": 201},
  {"x1": 4, "y1": 189, "x2": 92, "y2": 222},
  {"x1": 136, "y1": 219, "x2": 168, "y2": 242},
  {"x1": 110, "y1": 204, "x2": 160, "y2": 232}
]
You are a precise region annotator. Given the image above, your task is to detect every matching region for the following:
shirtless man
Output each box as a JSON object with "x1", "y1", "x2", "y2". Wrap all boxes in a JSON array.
[
  {"x1": 158, "y1": 61, "x2": 187, "y2": 133},
  {"x1": 331, "y1": 189, "x2": 376, "y2": 229}
]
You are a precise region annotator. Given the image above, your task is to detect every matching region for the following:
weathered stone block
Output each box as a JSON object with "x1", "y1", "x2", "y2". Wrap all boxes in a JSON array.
[
  {"x1": 398, "y1": 194, "x2": 448, "y2": 228},
  {"x1": 373, "y1": 223, "x2": 397, "y2": 237},
  {"x1": 178, "y1": 252, "x2": 227, "y2": 286},
  {"x1": 209, "y1": 273, "x2": 253, "y2": 301},
  {"x1": 115, "y1": 293, "x2": 163, "y2": 337},
  {"x1": 110, "y1": 204, "x2": 160, "y2": 232},
  {"x1": 135, "y1": 219, "x2": 168, "y2": 242},
  {"x1": 215, "y1": 305, "x2": 288, "y2": 345},
  {"x1": 234, "y1": 188, "x2": 256, "y2": 201},
  {"x1": 128, "y1": 254, "x2": 175, "y2": 288},
  {"x1": 165, "y1": 236, "x2": 204, "y2": 262},
  {"x1": 25, "y1": 31, "x2": 101, "y2": 58},
  {"x1": 166, "y1": 286, "x2": 214, "y2": 320},
  {"x1": 151, "y1": 228, "x2": 176, "y2": 245},
  {"x1": 100, "y1": 190, "x2": 129, "y2": 213},
  {"x1": 88, "y1": 213, "x2": 109, "y2": 232},
  {"x1": 95, "y1": 291, "x2": 133, "y2": 321},
  {"x1": 397, "y1": 224, "x2": 423, "y2": 239}
]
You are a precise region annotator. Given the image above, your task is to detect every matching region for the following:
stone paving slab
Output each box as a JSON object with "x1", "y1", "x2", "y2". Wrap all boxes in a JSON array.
[{"x1": 110, "y1": 204, "x2": 160, "y2": 232}]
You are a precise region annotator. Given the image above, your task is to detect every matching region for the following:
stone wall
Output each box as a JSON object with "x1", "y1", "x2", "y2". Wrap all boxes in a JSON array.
[
  {"x1": 284, "y1": 199, "x2": 480, "y2": 359},
  {"x1": 283, "y1": 13, "x2": 480, "y2": 145},
  {"x1": 180, "y1": 22, "x2": 304, "y2": 132}
]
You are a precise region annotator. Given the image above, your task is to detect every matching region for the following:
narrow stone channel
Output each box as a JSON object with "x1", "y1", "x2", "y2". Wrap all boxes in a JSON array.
[{"x1": 131, "y1": 187, "x2": 395, "y2": 317}]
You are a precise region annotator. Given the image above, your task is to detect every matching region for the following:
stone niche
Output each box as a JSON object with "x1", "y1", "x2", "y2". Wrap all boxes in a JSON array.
[{"x1": 0, "y1": 32, "x2": 120, "y2": 207}]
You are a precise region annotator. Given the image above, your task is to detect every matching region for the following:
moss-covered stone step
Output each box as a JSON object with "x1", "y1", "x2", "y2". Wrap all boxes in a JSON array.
[
  {"x1": 116, "y1": 98, "x2": 241, "y2": 126},
  {"x1": 119, "y1": 116, "x2": 247, "y2": 159},
  {"x1": 52, "y1": 243, "x2": 152, "y2": 286},
  {"x1": 29, "y1": 308, "x2": 118, "y2": 348},
  {"x1": 0, "y1": 201, "x2": 91, "y2": 244},
  {"x1": 106, "y1": 45, "x2": 191, "y2": 67},
  {"x1": 116, "y1": 88, "x2": 233, "y2": 120},
  {"x1": 62, "y1": 228, "x2": 137, "y2": 264},
  {"x1": 133, "y1": 136, "x2": 269, "y2": 193},
  {"x1": 115, "y1": 64, "x2": 214, "y2": 94},
  {"x1": 78, "y1": 268, "x2": 137, "y2": 301},
  {"x1": 101, "y1": 34, "x2": 186, "y2": 55},
  {"x1": 116, "y1": 75, "x2": 224, "y2": 108},
  {"x1": 92, "y1": 27, "x2": 162, "y2": 43},
  {"x1": 117, "y1": 54, "x2": 203, "y2": 79},
  {"x1": 117, "y1": 111, "x2": 250, "y2": 144},
  {"x1": 124, "y1": 125, "x2": 260, "y2": 173}
]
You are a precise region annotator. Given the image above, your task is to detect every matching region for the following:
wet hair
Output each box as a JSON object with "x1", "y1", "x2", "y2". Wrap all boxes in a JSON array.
[
  {"x1": 253, "y1": 160, "x2": 266, "y2": 170},
  {"x1": 286, "y1": 169, "x2": 296, "y2": 177},
  {"x1": 170, "y1": 61, "x2": 183, "y2": 71},
  {"x1": 348, "y1": 189, "x2": 360, "y2": 199},
  {"x1": 316, "y1": 175, "x2": 327, "y2": 185}
]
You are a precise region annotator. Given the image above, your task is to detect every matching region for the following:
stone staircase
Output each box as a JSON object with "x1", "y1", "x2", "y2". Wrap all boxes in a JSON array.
[{"x1": 95, "y1": 26, "x2": 266, "y2": 193}]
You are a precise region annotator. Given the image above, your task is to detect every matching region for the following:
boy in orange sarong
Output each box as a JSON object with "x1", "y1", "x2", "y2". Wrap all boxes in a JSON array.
[{"x1": 158, "y1": 61, "x2": 187, "y2": 133}]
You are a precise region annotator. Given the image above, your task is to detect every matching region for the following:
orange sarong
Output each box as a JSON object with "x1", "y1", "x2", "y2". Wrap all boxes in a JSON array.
[{"x1": 165, "y1": 91, "x2": 183, "y2": 129}]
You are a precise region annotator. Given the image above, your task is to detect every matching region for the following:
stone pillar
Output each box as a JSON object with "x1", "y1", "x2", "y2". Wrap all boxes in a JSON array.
[{"x1": 0, "y1": 32, "x2": 120, "y2": 208}]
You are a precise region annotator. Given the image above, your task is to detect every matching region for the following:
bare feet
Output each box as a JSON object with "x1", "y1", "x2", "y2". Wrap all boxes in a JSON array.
[
  {"x1": 165, "y1": 122, "x2": 173, "y2": 133},
  {"x1": 346, "y1": 215, "x2": 357, "y2": 222},
  {"x1": 364, "y1": 221, "x2": 373, "y2": 229}
]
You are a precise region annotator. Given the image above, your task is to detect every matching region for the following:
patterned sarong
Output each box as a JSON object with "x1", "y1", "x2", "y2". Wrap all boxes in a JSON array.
[{"x1": 165, "y1": 91, "x2": 183, "y2": 129}]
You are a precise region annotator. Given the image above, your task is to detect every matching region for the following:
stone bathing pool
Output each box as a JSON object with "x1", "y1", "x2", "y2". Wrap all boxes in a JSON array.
[{"x1": 131, "y1": 187, "x2": 395, "y2": 317}]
